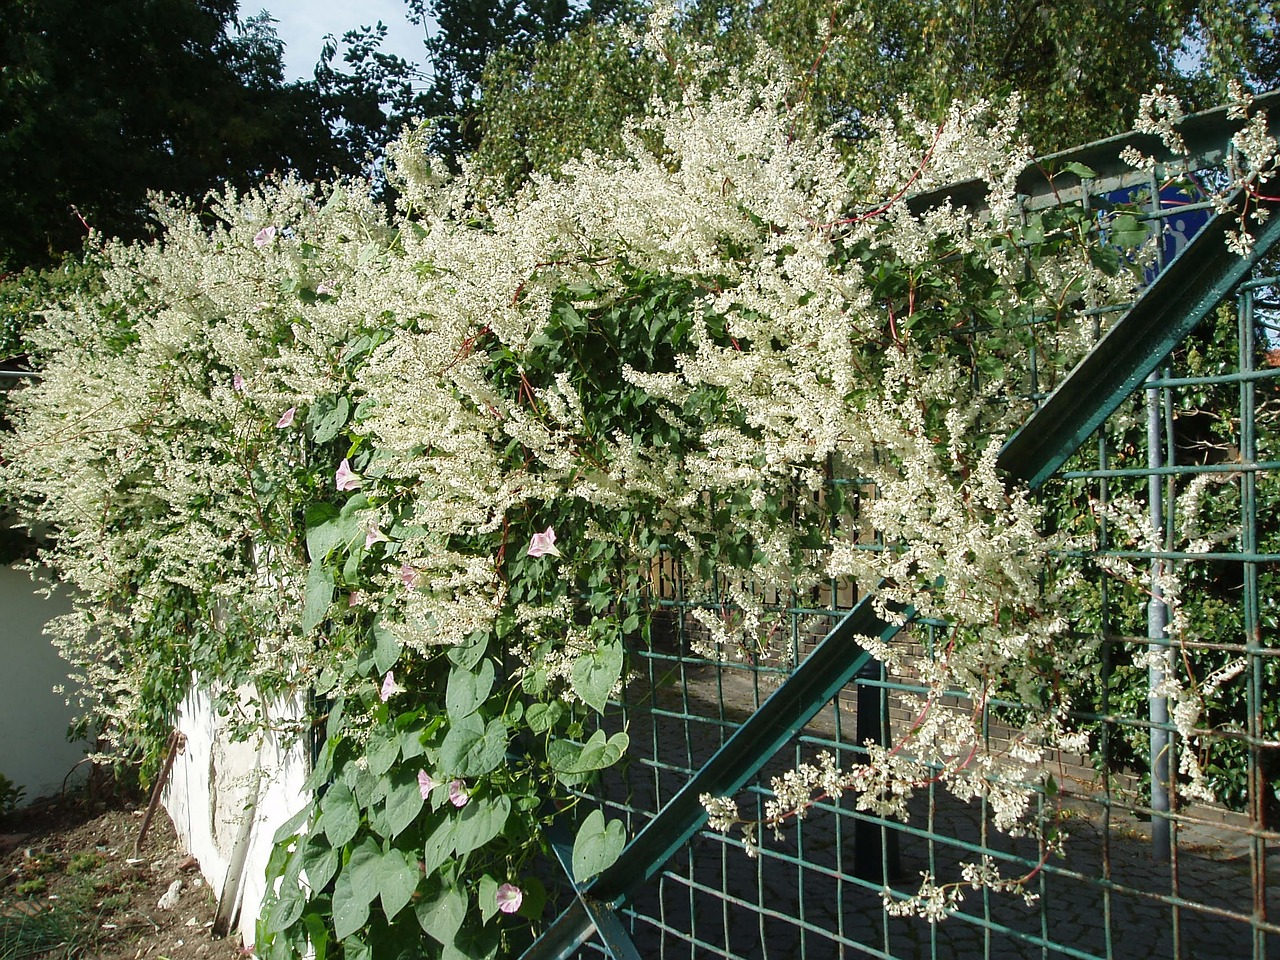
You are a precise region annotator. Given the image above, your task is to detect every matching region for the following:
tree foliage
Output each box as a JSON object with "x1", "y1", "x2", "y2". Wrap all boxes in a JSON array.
[
  {"x1": 312, "y1": 22, "x2": 429, "y2": 178},
  {"x1": 470, "y1": 0, "x2": 1280, "y2": 192},
  {"x1": 405, "y1": 0, "x2": 629, "y2": 156},
  {"x1": 0, "y1": 0, "x2": 351, "y2": 270}
]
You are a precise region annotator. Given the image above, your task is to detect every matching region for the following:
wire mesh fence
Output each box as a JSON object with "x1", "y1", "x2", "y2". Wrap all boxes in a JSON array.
[{"x1": 521, "y1": 98, "x2": 1280, "y2": 960}]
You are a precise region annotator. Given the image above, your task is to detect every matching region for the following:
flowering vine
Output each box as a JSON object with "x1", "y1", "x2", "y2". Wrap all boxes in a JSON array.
[{"x1": 2, "y1": 38, "x2": 1272, "y2": 957}]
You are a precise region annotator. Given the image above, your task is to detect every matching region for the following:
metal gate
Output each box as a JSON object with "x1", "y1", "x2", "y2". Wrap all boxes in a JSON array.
[{"x1": 522, "y1": 93, "x2": 1280, "y2": 960}]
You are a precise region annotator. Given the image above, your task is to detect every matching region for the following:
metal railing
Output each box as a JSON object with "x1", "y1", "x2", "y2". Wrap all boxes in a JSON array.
[{"x1": 521, "y1": 97, "x2": 1280, "y2": 959}]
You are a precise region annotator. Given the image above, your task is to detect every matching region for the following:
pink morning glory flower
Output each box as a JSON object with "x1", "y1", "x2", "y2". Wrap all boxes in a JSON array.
[
  {"x1": 365, "y1": 524, "x2": 390, "y2": 550},
  {"x1": 448, "y1": 780, "x2": 469, "y2": 808},
  {"x1": 253, "y1": 226, "x2": 277, "y2": 248},
  {"x1": 527, "y1": 526, "x2": 560, "y2": 558},
  {"x1": 316, "y1": 282, "x2": 336, "y2": 296},
  {"x1": 379, "y1": 671, "x2": 402, "y2": 702},
  {"x1": 275, "y1": 406, "x2": 296, "y2": 429},
  {"x1": 232, "y1": 372, "x2": 245, "y2": 392},
  {"x1": 400, "y1": 563, "x2": 419, "y2": 589},
  {"x1": 347, "y1": 591, "x2": 361, "y2": 607},
  {"x1": 335, "y1": 459, "x2": 362, "y2": 491},
  {"x1": 496, "y1": 883, "x2": 523, "y2": 914},
  {"x1": 418, "y1": 770, "x2": 437, "y2": 799}
]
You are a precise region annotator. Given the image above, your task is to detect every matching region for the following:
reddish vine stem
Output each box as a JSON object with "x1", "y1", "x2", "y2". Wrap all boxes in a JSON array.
[{"x1": 816, "y1": 121, "x2": 948, "y2": 231}]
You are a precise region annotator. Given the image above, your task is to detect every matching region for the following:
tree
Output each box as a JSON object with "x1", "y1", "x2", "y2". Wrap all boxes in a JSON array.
[
  {"x1": 468, "y1": 0, "x2": 1280, "y2": 192},
  {"x1": 312, "y1": 21, "x2": 428, "y2": 178},
  {"x1": 401, "y1": 0, "x2": 628, "y2": 157},
  {"x1": 0, "y1": 1, "x2": 349, "y2": 270}
]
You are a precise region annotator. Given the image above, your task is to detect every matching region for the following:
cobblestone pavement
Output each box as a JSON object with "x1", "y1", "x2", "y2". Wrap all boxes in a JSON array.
[{"x1": 563, "y1": 662, "x2": 1280, "y2": 960}]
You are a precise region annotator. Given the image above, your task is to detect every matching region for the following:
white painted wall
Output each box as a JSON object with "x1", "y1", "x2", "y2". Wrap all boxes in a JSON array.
[
  {"x1": 0, "y1": 565, "x2": 88, "y2": 801},
  {"x1": 163, "y1": 679, "x2": 311, "y2": 951}
]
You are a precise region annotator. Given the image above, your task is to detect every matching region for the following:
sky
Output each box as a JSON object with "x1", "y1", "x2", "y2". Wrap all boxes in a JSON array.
[{"x1": 251, "y1": 1, "x2": 428, "y2": 82}]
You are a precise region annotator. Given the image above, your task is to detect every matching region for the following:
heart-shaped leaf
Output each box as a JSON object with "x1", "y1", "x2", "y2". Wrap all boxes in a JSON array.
[
  {"x1": 301, "y1": 561, "x2": 334, "y2": 634},
  {"x1": 547, "y1": 729, "x2": 629, "y2": 775},
  {"x1": 570, "y1": 639, "x2": 623, "y2": 713},
  {"x1": 372, "y1": 623, "x2": 402, "y2": 675},
  {"x1": 332, "y1": 866, "x2": 372, "y2": 941},
  {"x1": 317, "y1": 783, "x2": 359, "y2": 848},
  {"x1": 422, "y1": 810, "x2": 456, "y2": 877},
  {"x1": 438, "y1": 716, "x2": 507, "y2": 777},
  {"x1": 571, "y1": 809, "x2": 626, "y2": 883},
  {"x1": 367, "y1": 727, "x2": 400, "y2": 778},
  {"x1": 383, "y1": 767, "x2": 426, "y2": 839},
  {"x1": 309, "y1": 393, "x2": 351, "y2": 443},
  {"x1": 415, "y1": 880, "x2": 466, "y2": 946},
  {"x1": 377, "y1": 847, "x2": 421, "y2": 921},
  {"x1": 452, "y1": 794, "x2": 511, "y2": 857},
  {"x1": 445, "y1": 659, "x2": 495, "y2": 721},
  {"x1": 301, "y1": 835, "x2": 340, "y2": 892}
]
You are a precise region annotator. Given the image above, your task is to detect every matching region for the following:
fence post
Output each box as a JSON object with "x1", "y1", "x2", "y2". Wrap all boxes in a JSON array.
[
  {"x1": 853, "y1": 659, "x2": 901, "y2": 882},
  {"x1": 1147, "y1": 371, "x2": 1172, "y2": 863}
]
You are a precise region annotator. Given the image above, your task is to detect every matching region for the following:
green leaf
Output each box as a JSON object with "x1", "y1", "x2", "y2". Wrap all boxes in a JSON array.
[
  {"x1": 525, "y1": 701, "x2": 562, "y2": 734},
  {"x1": 415, "y1": 881, "x2": 467, "y2": 946},
  {"x1": 1021, "y1": 213, "x2": 1045, "y2": 245},
  {"x1": 447, "y1": 632, "x2": 488, "y2": 670},
  {"x1": 270, "y1": 802, "x2": 314, "y2": 847},
  {"x1": 265, "y1": 890, "x2": 305, "y2": 934},
  {"x1": 301, "y1": 560, "x2": 334, "y2": 634},
  {"x1": 478, "y1": 874, "x2": 499, "y2": 922},
  {"x1": 331, "y1": 866, "x2": 372, "y2": 941},
  {"x1": 342, "y1": 547, "x2": 362, "y2": 585},
  {"x1": 1088, "y1": 244, "x2": 1123, "y2": 277},
  {"x1": 548, "y1": 729, "x2": 629, "y2": 775},
  {"x1": 372, "y1": 623, "x2": 402, "y2": 675},
  {"x1": 301, "y1": 741, "x2": 334, "y2": 794},
  {"x1": 348, "y1": 759, "x2": 383, "y2": 810},
  {"x1": 317, "y1": 783, "x2": 360, "y2": 848},
  {"x1": 422, "y1": 810, "x2": 456, "y2": 877},
  {"x1": 346, "y1": 838, "x2": 383, "y2": 893},
  {"x1": 400, "y1": 723, "x2": 427, "y2": 761},
  {"x1": 447, "y1": 927, "x2": 499, "y2": 960},
  {"x1": 438, "y1": 716, "x2": 508, "y2": 777},
  {"x1": 301, "y1": 914, "x2": 330, "y2": 960},
  {"x1": 305, "y1": 494, "x2": 368, "y2": 563},
  {"x1": 301, "y1": 836, "x2": 341, "y2": 892},
  {"x1": 570, "y1": 639, "x2": 623, "y2": 713},
  {"x1": 304, "y1": 503, "x2": 340, "y2": 560},
  {"x1": 326, "y1": 696, "x2": 347, "y2": 744},
  {"x1": 366, "y1": 799, "x2": 390, "y2": 840},
  {"x1": 1110, "y1": 213, "x2": 1149, "y2": 248},
  {"x1": 367, "y1": 727, "x2": 400, "y2": 778},
  {"x1": 452, "y1": 794, "x2": 511, "y2": 857},
  {"x1": 281, "y1": 841, "x2": 305, "y2": 891},
  {"x1": 445, "y1": 659, "x2": 495, "y2": 721},
  {"x1": 516, "y1": 876, "x2": 546, "y2": 920},
  {"x1": 377, "y1": 848, "x2": 420, "y2": 922},
  {"x1": 309, "y1": 394, "x2": 351, "y2": 444},
  {"x1": 571, "y1": 809, "x2": 626, "y2": 883},
  {"x1": 383, "y1": 767, "x2": 426, "y2": 839},
  {"x1": 1062, "y1": 161, "x2": 1097, "y2": 180}
]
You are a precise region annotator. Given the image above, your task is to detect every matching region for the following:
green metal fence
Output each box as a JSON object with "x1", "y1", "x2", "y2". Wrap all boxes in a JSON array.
[{"x1": 521, "y1": 94, "x2": 1280, "y2": 960}]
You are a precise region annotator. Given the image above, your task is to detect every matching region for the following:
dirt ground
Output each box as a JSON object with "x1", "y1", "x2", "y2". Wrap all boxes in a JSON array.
[{"x1": 1, "y1": 789, "x2": 247, "y2": 960}]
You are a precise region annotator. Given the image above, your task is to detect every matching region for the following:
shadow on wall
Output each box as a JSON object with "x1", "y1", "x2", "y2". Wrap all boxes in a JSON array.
[{"x1": 0, "y1": 563, "x2": 89, "y2": 802}]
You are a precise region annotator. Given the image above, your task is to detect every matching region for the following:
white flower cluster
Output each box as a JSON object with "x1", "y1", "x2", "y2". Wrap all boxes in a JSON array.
[
  {"x1": 1135, "y1": 84, "x2": 1187, "y2": 155},
  {"x1": 1123, "y1": 83, "x2": 1277, "y2": 260},
  {"x1": 4, "y1": 40, "x2": 1249, "y2": 915},
  {"x1": 882, "y1": 871, "x2": 964, "y2": 923}
]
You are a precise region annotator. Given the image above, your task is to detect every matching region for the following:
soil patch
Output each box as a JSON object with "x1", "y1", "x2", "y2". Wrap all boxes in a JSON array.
[{"x1": 1, "y1": 790, "x2": 245, "y2": 960}]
